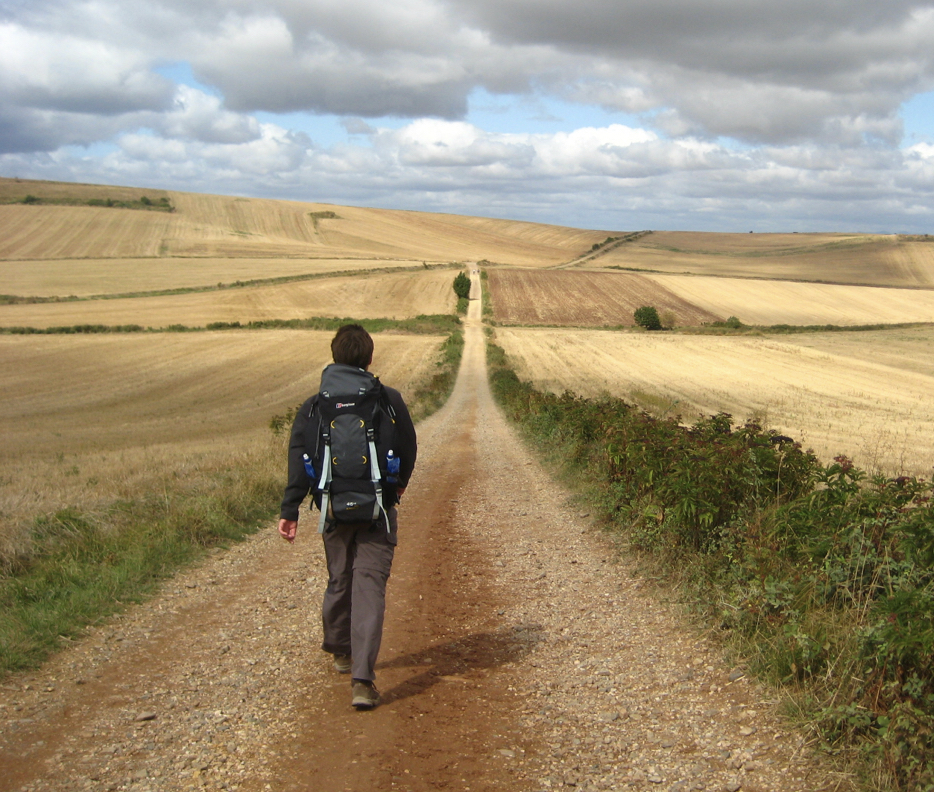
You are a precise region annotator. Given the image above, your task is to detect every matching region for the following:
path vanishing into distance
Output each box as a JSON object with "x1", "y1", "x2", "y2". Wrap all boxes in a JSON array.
[{"x1": 0, "y1": 275, "x2": 850, "y2": 792}]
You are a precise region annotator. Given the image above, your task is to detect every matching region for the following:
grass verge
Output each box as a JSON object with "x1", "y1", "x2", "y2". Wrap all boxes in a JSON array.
[
  {"x1": 407, "y1": 327, "x2": 464, "y2": 422},
  {"x1": 487, "y1": 338, "x2": 934, "y2": 792},
  {"x1": 0, "y1": 442, "x2": 281, "y2": 675}
]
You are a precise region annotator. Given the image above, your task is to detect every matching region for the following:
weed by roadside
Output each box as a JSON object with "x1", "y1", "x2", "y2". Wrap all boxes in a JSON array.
[{"x1": 407, "y1": 328, "x2": 464, "y2": 421}]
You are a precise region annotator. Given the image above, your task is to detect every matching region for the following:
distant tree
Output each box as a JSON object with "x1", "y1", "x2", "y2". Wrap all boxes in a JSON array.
[
  {"x1": 453, "y1": 272, "x2": 471, "y2": 299},
  {"x1": 634, "y1": 306, "x2": 662, "y2": 331}
]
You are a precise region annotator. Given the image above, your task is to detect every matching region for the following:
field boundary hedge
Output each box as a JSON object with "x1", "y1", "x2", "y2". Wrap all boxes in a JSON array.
[
  {"x1": 0, "y1": 314, "x2": 461, "y2": 336},
  {"x1": 488, "y1": 340, "x2": 934, "y2": 791}
]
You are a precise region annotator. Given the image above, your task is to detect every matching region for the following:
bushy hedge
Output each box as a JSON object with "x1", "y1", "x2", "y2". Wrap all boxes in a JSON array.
[
  {"x1": 453, "y1": 271, "x2": 471, "y2": 299},
  {"x1": 634, "y1": 305, "x2": 662, "y2": 330},
  {"x1": 489, "y1": 347, "x2": 934, "y2": 790}
]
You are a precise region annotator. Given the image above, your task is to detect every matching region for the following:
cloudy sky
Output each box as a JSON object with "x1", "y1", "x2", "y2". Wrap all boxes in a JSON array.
[{"x1": 2, "y1": 0, "x2": 933, "y2": 232}]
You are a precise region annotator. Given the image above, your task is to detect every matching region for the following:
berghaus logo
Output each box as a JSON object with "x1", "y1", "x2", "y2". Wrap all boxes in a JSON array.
[{"x1": 336, "y1": 402, "x2": 356, "y2": 409}]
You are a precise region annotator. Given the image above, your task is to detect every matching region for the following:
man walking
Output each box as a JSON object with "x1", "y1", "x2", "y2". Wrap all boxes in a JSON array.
[{"x1": 278, "y1": 325, "x2": 417, "y2": 709}]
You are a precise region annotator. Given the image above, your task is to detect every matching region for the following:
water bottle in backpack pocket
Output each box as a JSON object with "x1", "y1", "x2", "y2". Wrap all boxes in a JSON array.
[{"x1": 386, "y1": 449, "x2": 400, "y2": 484}]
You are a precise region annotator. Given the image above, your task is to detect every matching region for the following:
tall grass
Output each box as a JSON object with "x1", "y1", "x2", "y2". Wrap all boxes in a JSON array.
[
  {"x1": 488, "y1": 339, "x2": 934, "y2": 792},
  {"x1": 408, "y1": 328, "x2": 464, "y2": 421}
]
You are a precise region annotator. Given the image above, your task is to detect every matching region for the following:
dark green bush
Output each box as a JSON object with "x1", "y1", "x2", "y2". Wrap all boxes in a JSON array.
[
  {"x1": 453, "y1": 272, "x2": 471, "y2": 299},
  {"x1": 634, "y1": 305, "x2": 662, "y2": 330}
]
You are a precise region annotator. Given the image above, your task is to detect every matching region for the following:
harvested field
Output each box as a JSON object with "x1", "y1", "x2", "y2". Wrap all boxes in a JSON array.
[
  {"x1": 0, "y1": 178, "x2": 171, "y2": 206},
  {"x1": 649, "y1": 273, "x2": 934, "y2": 326},
  {"x1": 331, "y1": 207, "x2": 610, "y2": 267},
  {"x1": 0, "y1": 257, "x2": 427, "y2": 299},
  {"x1": 0, "y1": 205, "x2": 174, "y2": 260},
  {"x1": 592, "y1": 231, "x2": 934, "y2": 288},
  {"x1": 784, "y1": 325, "x2": 934, "y2": 378},
  {"x1": 0, "y1": 331, "x2": 439, "y2": 456},
  {"x1": 487, "y1": 269, "x2": 721, "y2": 326},
  {"x1": 495, "y1": 326, "x2": 934, "y2": 477},
  {"x1": 0, "y1": 330, "x2": 443, "y2": 552},
  {"x1": 0, "y1": 178, "x2": 611, "y2": 266},
  {"x1": 0, "y1": 270, "x2": 457, "y2": 328}
]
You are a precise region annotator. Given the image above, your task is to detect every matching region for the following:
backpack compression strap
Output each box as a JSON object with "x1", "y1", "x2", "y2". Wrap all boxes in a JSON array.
[
  {"x1": 367, "y1": 427, "x2": 390, "y2": 532},
  {"x1": 316, "y1": 434, "x2": 333, "y2": 534}
]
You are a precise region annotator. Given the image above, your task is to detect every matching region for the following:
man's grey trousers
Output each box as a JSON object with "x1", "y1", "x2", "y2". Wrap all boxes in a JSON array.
[{"x1": 320, "y1": 508, "x2": 397, "y2": 682}]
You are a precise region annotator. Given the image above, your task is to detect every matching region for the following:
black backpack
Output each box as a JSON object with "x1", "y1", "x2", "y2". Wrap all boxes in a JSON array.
[{"x1": 303, "y1": 364, "x2": 400, "y2": 532}]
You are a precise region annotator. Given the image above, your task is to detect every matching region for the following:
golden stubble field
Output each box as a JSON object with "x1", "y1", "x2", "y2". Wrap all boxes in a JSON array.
[
  {"x1": 0, "y1": 178, "x2": 611, "y2": 271},
  {"x1": 0, "y1": 270, "x2": 457, "y2": 328},
  {"x1": 648, "y1": 273, "x2": 934, "y2": 326},
  {"x1": 487, "y1": 268, "x2": 934, "y2": 329},
  {"x1": 0, "y1": 331, "x2": 444, "y2": 557},
  {"x1": 0, "y1": 257, "x2": 427, "y2": 299},
  {"x1": 494, "y1": 326, "x2": 934, "y2": 478},
  {"x1": 589, "y1": 231, "x2": 934, "y2": 288}
]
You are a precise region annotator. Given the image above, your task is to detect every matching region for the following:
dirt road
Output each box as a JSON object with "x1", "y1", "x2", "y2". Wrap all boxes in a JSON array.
[{"x1": 0, "y1": 276, "x2": 848, "y2": 792}]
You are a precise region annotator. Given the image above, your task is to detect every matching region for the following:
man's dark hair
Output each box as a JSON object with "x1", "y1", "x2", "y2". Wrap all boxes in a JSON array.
[{"x1": 331, "y1": 324, "x2": 374, "y2": 369}]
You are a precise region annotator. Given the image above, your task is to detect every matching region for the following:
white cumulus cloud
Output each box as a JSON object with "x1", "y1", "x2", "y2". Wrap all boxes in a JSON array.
[{"x1": 1, "y1": 0, "x2": 933, "y2": 231}]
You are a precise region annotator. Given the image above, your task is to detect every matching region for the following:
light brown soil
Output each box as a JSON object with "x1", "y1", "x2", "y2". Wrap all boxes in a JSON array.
[
  {"x1": 487, "y1": 270, "x2": 721, "y2": 326},
  {"x1": 0, "y1": 279, "x2": 851, "y2": 792}
]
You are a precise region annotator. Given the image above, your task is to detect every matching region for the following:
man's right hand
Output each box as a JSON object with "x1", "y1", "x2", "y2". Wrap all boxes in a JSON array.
[{"x1": 278, "y1": 519, "x2": 298, "y2": 543}]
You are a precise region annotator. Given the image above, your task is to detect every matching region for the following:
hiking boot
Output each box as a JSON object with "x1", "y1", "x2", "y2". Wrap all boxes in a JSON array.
[
  {"x1": 333, "y1": 654, "x2": 352, "y2": 674},
  {"x1": 351, "y1": 680, "x2": 380, "y2": 710}
]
